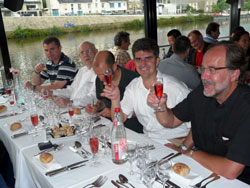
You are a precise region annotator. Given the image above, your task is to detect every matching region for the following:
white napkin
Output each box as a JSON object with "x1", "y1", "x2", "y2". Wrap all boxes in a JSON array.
[
  {"x1": 33, "y1": 154, "x2": 62, "y2": 172},
  {"x1": 0, "y1": 96, "x2": 8, "y2": 104}
]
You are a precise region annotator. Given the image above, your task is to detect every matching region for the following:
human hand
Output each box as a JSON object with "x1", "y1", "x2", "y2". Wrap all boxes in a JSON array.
[
  {"x1": 147, "y1": 86, "x2": 167, "y2": 109},
  {"x1": 98, "y1": 108, "x2": 111, "y2": 118},
  {"x1": 53, "y1": 97, "x2": 70, "y2": 108},
  {"x1": 101, "y1": 83, "x2": 120, "y2": 101},
  {"x1": 85, "y1": 104, "x2": 98, "y2": 114},
  {"x1": 34, "y1": 63, "x2": 45, "y2": 73},
  {"x1": 24, "y1": 81, "x2": 32, "y2": 88}
]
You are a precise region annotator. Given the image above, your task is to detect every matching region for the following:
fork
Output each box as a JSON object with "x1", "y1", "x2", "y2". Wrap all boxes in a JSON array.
[
  {"x1": 200, "y1": 175, "x2": 220, "y2": 188},
  {"x1": 190, "y1": 172, "x2": 217, "y2": 188},
  {"x1": 82, "y1": 175, "x2": 107, "y2": 188}
]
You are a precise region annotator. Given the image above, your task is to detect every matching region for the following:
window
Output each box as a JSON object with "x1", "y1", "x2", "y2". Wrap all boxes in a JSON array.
[
  {"x1": 88, "y1": 3, "x2": 91, "y2": 9},
  {"x1": 102, "y1": 3, "x2": 104, "y2": 8},
  {"x1": 71, "y1": 4, "x2": 73, "y2": 8},
  {"x1": 78, "y1": 4, "x2": 81, "y2": 9},
  {"x1": 118, "y1": 3, "x2": 121, "y2": 8},
  {"x1": 110, "y1": 3, "x2": 114, "y2": 8},
  {"x1": 95, "y1": 3, "x2": 98, "y2": 8}
]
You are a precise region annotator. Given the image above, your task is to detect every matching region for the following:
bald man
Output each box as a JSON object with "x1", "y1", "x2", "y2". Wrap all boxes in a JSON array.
[{"x1": 53, "y1": 41, "x2": 98, "y2": 107}]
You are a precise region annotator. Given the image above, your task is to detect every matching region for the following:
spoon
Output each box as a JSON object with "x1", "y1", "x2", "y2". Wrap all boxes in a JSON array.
[
  {"x1": 74, "y1": 141, "x2": 82, "y2": 149},
  {"x1": 119, "y1": 174, "x2": 135, "y2": 188}
]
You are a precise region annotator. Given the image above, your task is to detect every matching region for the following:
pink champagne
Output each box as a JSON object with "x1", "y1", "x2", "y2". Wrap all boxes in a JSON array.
[
  {"x1": 6, "y1": 89, "x2": 11, "y2": 95},
  {"x1": 69, "y1": 109, "x2": 74, "y2": 117},
  {"x1": 154, "y1": 83, "x2": 163, "y2": 99},
  {"x1": 31, "y1": 115, "x2": 38, "y2": 127},
  {"x1": 9, "y1": 101, "x2": 14, "y2": 105},
  {"x1": 105, "y1": 74, "x2": 112, "y2": 86},
  {"x1": 90, "y1": 137, "x2": 99, "y2": 154}
]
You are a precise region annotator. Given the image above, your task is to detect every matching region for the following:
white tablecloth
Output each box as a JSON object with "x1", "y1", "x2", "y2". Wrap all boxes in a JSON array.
[{"x1": 0, "y1": 109, "x2": 249, "y2": 188}]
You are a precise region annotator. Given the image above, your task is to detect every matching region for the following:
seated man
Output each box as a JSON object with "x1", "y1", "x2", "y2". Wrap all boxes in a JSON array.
[
  {"x1": 101, "y1": 38, "x2": 191, "y2": 143},
  {"x1": 53, "y1": 41, "x2": 97, "y2": 108},
  {"x1": 85, "y1": 51, "x2": 143, "y2": 133},
  {"x1": 163, "y1": 29, "x2": 182, "y2": 59},
  {"x1": 109, "y1": 31, "x2": 131, "y2": 67},
  {"x1": 159, "y1": 36, "x2": 200, "y2": 90},
  {"x1": 148, "y1": 41, "x2": 250, "y2": 184},
  {"x1": 203, "y1": 22, "x2": 220, "y2": 44},
  {"x1": 25, "y1": 37, "x2": 78, "y2": 91}
]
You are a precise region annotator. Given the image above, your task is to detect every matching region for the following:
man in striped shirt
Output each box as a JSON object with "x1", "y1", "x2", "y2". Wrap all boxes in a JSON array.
[{"x1": 25, "y1": 37, "x2": 78, "y2": 91}]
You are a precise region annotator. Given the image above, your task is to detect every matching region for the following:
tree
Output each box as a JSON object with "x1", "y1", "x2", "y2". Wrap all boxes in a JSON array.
[
  {"x1": 186, "y1": 4, "x2": 196, "y2": 13},
  {"x1": 243, "y1": 0, "x2": 250, "y2": 11},
  {"x1": 212, "y1": 0, "x2": 230, "y2": 13}
]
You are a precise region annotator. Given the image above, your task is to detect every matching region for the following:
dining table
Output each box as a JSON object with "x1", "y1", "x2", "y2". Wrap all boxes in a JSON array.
[{"x1": 0, "y1": 98, "x2": 249, "y2": 188}]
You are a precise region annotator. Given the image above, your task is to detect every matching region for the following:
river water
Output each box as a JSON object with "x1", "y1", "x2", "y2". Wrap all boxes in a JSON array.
[{"x1": 6, "y1": 18, "x2": 250, "y2": 83}]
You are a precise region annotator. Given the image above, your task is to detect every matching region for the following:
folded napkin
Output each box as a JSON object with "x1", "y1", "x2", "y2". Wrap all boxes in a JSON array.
[
  {"x1": 33, "y1": 154, "x2": 62, "y2": 172},
  {"x1": 0, "y1": 96, "x2": 8, "y2": 104}
]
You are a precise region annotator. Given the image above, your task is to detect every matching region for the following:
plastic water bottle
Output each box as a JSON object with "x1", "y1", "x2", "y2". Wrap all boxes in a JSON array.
[
  {"x1": 111, "y1": 108, "x2": 127, "y2": 164},
  {"x1": 13, "y1": 71, "x2": 24, "y2": 104}
]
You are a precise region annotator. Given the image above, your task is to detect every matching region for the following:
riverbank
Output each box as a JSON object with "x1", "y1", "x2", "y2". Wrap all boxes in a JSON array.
[{"x1": 5, "y1": 14, "x2": 213, "y2": 39}]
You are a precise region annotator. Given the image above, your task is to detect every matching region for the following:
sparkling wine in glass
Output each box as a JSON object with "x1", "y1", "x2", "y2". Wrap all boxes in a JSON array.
[
  {"x1": 41, "y1": 89, "x2": 49, "y2": 99},
  {"x1": 89, "y1": 128, "x2": 100, "y2": 166},
  {"x1": 154, "y1": 77, "x2": 164, "y2": 112},
  {"x1": 6, "y1": 88, "x2": 11, "y2": 95},
  {"x1": 30, "y1": 113, "x2": 39, "y2": 136},
  {"x1": 9, "y1": 93, "x2": 15, "y2": 114},
  {"x1": 67, "y1": 103, "x2": 74, "y2": 125},
  {"x1": 104, "y1": 69, "x2": 112, "y2": 86},
  {"x1": 5, "y1": 79, "x2": 13, "y2": 96}
]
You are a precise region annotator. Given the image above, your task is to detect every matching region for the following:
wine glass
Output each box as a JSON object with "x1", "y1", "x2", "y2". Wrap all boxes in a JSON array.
[
  {"x1": 126, "y1": 143, "x2": 137, "y2": 175},
  {"x1": 142, "y1": 164, "x2": 156, "y2": 188},
  {"x1": 99, "y1": 126, "x2": 110, "y2": 156},
  {"x1": 89, "y1": 128, "x2": 100, "y2": 166},
  {"x1": 30, "y1": 106, "x2": 40, "y2": 136},
  {"x1": 104, "y1": 69, "x2": 112, "y2": 86},
  {"x1": 156, "y1": 160, "x2": 171, "y2": 188},
  {"x1": 67, "y1": 103, "x2": 74, "y2": 125},
  {"x1": 9, "y1": 93, "x2": 15, "y2": 115},
  {"x1": 154, "y1": 77, "x2": 164, "y2": 112},
  {"x1": 5, "y1": 79, "x2": 13, "y2": 96},
  {"x1": 41, "y1": 88, "x2": 49, "y2": 99}
]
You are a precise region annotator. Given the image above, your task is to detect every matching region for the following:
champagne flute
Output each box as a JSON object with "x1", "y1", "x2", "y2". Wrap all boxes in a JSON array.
[
  {"x1": 104, "y1": 69, "x2": 112, "y2": 86},
  {"x1": 5, "y1": 79, "x2": 13, "y2": 96},
  {"x1": 30, "y1": 106, "x2": 40, "y2": 136},
  {"x1": 154, "y1": 77, "x2": 164, "y2": 112},
  {"x1": 126, "y1": 143, "x2": 137, "y2": 175},
  {"x1": 142, "y1": 164, "x2": 156, "y2": 188},
  {"x1": 156, "y1": 160, "x2": 171, "y2": 188},
  {"x1": 67, "y1": 103, "x2": 74, "y2": 125},
  {"x1": 9, "y1": 93, "x2": 15, "y2": 115},
  {"x1": 41, "y1": 88, "x2": 49, "y2": 99},
  {"x1": 89, "y1": 128, "x2": 100, "y2": 166}
]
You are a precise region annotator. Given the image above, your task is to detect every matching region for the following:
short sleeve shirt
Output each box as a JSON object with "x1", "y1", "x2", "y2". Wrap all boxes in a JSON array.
[
  {"x1": 172, "y1": 84, "x2": 250, "y2": 182},
  {"x1": 109, "y1": 46, "x2": 131, "y2": 67},
  {"x1": 40, "y1": 52, "x2": 78, "y2": 88}
]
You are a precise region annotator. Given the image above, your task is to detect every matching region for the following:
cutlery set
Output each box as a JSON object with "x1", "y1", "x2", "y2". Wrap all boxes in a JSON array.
[
  {"x1": 111, "y1": 174, "x2": 135, "y2": 188},
  {"x1": 190, "y1": 172, "x2": 220, "y2": 188}
]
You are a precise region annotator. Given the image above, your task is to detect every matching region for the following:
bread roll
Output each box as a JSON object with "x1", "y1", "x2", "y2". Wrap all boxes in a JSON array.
[
  {"x1": 172, "y1": 163, "x2": 190, "y2": 176},
  {"x1": 10, "y1": 122, "x2": 22, "y2": 131},
  {"x1": 74, "y1": 108, "x2": 81, "y2": 115},
  {"x1": 0, "y1": 105, "x2": 7, "y2": 113},
  {"x1": 40, "y1": 152, "x2": 53, "y2": 164}
]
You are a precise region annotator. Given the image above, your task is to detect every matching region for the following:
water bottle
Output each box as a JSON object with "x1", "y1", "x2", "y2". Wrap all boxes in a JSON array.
[
  {"x1": 13, "y1": 71, "x2": 24, "y2": 104},
  {"x1": 111, "y1": 108, "x2": 127, "y2": 164}
]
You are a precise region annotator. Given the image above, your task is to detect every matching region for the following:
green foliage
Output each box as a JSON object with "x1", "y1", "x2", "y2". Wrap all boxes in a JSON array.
[
  {"x1": 243, "y1": 0, "x2": 250, "y2": 11},
  {"x1": 186, "y1": 5, "x2": 196, "y2": 13},
  {"x1": 212, "y1": 3, "x2": 221, "y2": 13},
  {"x1": 213, "y1": 0, "x2": 230, "y2": 13},
  {"x1": 121, "y1": 19, "x2": 144, "y2": 29}
]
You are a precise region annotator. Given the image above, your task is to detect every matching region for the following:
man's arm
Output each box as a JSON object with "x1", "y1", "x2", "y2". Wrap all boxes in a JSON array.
[
  {"x1": 35, "y1": 80, "x2": 67, "y2": 91},
  {"x1": 32, "y1": 63, "x2": 46, "y2": 85},
  {"x1": 191, "y1": 150, "x2": 245, "y2": 180},
  {"x1": 147, "y1": 86, "x2": 183, "y2": 128}
]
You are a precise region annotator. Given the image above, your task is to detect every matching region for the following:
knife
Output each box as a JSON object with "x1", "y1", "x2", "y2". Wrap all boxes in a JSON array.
[
  {"x1": 161, "y1": 152, "x2": 174, "y2": 160},
  {"x1": 45, "y1": 160, "x2": 88, "y2": 177},
  {"x1": 162, "y1": 152, "x2": 181, "y2": 163},
  {"x1": 11, "y1": 131, "x2": 28, "y2": 138},
  {"x1": 0, "y1": 113, "x2": 20, "y2": 119},
  {"x1": 111, "y1": 180, "x2": 123, "y2": 188}
]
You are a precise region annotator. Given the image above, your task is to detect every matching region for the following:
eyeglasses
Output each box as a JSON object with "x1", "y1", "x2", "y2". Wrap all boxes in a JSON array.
[
  {"x1": 198, "y1": 66, "x2": 228, "y2": 74},
  {"x1": 80, "y1": 49, "x2": 92, "y2": 55}
]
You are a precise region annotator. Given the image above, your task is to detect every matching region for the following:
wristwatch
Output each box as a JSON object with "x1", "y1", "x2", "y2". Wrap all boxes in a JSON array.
[
  {"x1": 190, "y1": 146, "x2": 198, "y2": 158},
  {"x1": 180, "y1": 143, "x2": 188, "y2": 153}
]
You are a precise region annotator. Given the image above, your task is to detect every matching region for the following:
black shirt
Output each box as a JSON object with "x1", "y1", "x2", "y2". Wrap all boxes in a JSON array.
[
  {"x1": 173, "y1": 84, "x2": 250, "y2": 184},
  {"x1": 96, "y1": 66, "x2": 138, "y2": 108}
]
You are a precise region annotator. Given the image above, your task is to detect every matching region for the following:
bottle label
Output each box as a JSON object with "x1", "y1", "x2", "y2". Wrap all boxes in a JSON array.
[{"x1": 114, "y1": 139, "x2": 127, "y2": 160}]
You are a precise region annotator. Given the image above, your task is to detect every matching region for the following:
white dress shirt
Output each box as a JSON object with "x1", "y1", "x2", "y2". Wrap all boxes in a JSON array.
[
  {"x1": 121, "y1": 71, "x2": 191, "y2": 143},
  {"x1": 53, "y1": 66, "x2": 96, "y2": 107}
]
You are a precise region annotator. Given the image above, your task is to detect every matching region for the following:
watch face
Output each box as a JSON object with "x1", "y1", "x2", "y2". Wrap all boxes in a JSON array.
[{"x1": 181, "y1": 144, "x2": 187, "y2": 151}]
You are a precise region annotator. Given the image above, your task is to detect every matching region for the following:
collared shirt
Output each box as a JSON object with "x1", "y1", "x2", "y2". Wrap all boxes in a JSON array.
[
  {"x1": 121, "y1": 71, "x2": 191, "y2": 143},
  {"x1": 158, "y1": 54, "x2": 200, "y2": 90},
  {"x1": 53, "y1": 66, "x2": 96, "y2": 107},
  {"x1": 172, "y1": 84, "x2": 250, "y2": 184},
  {"x1": 203, "y1": 35, "x2": 218, "y2": 44},
  {"x1": 109, "y1": 46, "x2": 131, "y2": 67},
  {"x1": 40, "y1": 52, "x2": 78, "y2": 88}
]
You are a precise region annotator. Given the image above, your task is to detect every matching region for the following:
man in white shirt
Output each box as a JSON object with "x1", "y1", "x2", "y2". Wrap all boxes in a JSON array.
[
  {"x1": 102, "y1": 38, "x2": 190, "y2": 143},
  {"x1": 53, "y1": 41, "x2": 98, "y2": 107}
]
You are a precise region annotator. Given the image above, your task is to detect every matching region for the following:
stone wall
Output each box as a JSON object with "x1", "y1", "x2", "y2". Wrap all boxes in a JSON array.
[{"x1": 3, "y1": 15, "x2": 145, "y2": 32}]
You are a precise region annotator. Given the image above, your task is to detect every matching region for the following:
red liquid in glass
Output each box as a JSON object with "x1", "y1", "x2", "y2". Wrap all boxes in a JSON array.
[
  {"x1": 90, "y1": 137, "x2": 99, "y2": 154},
  {"x1": 104, "y1": 75, "x2": 112, "y2": 86},
  {"x1": 6, "y1": 89, "x2": 11, "y2": 95},
  {"x1": 43, "y1": 96, "x2": 49, "y2": 99},
  {"x1": 31, "y1": 115, "x2": 38, "y2": 127},
  {"x1": 154, "y1": 83, "x2": 163, "y2": 99},
  {"x1": 9, "y1": 101, "x2": 14, "y2": 105},
  {"x1": 69, "y1": 110, "x2": 74, "y2": 117}
]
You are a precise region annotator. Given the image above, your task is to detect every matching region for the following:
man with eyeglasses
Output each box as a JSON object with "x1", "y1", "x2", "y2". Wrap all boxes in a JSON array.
[
  {"x1": 101, "y1": 38, "x2": 190, "y2": 143},
  {"x1": 25, "y1": 37, "x2": 78, "y2": 91},
  {"x1": 53, "y1": 41, "x2": 98, "y2": 107},
  {"x1": 147, "y1": 41, "x2": 250, "y2": 184}
]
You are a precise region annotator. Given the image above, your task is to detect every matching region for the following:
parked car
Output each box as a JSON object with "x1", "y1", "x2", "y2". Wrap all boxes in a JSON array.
[{"x1": 101, "y1": 11, "x2": 112, "y2": 15}]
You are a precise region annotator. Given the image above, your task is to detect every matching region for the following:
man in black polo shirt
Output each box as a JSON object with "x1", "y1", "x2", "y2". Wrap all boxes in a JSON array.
[
  {"x1": 25, "y1": 37, "x2": 78, "y2": 91},
  {"x1": 147, "y1": 41, "x2": 250, "y2": 184}
]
